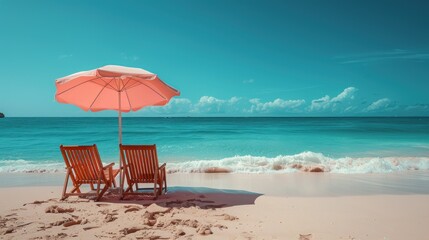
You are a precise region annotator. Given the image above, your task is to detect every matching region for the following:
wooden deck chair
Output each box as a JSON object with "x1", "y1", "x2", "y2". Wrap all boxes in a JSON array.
[
  {"x1": 119, "y1": 144, "x2": 167, "y2": 199},
  {"x1": 60, "y1": 144, "x2": 120, "y2": 201}
]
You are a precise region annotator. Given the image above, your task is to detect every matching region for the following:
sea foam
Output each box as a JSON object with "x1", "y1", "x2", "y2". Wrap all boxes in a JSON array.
[
  {"x1": 1, "y1": 152, "x2": 429, "y2": 174},
  {"x1": 0, "y1": 160, "x2": 64, "y2": 173},
  {"x1": 167, "y1": 152, "x2": 429, "y2": 174}
]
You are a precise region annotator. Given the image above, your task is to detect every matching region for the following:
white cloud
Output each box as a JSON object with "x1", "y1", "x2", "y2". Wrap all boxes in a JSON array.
[
  {"x1": 364, "y1": 98, "x2": 392, "y2": 112},
  {"x1": 147, "y1": 98, "x2": 192, "y2": 114},
  {"x1": 337, "y1": 49, "x2": 429, "y2": 64},
  {"x1": 229, "y1": 96, "x2": 241, "y2": 104},
  {"x1": 138, "y1": 88, "x2": 418, "y2": 116},
  {"x1": 331, "y1": 87, "x2": 356, "y2": 102},
  {"x1": 249, "y1": 98, "x2": 260, "y2": 105},
  {"x1": 243, "y1": 79, "x2": 255, "y2": 84},
  {"x1": 344, "y1": 106, "x2": 357, "y2": 112},
  {"x1": 249, "y1": 98, "x2": 305, "y2": 113},
  {"x1": 310, "y1": 87, "x2": 357, "y2": 111},
  {"x1": 197, "y1": 96, "x2": 225, "y2": 106},
  {"x1": 194, "y1": 96, "x2": 224, "y2": 112},
  {"x1": 406, "y1": 104, "x2": 429, "y2": 111},
  {"x1": 310, "y1": 95, "x2": 331, "y2": 111},
  {"x1": 194, "y1": 96, "x2": 242, "y2": 113}
]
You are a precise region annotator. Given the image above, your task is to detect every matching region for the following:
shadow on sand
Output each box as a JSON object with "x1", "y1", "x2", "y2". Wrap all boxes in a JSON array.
[{"x1": 101, "y1": 186, "x2": 263, "y2": 209}]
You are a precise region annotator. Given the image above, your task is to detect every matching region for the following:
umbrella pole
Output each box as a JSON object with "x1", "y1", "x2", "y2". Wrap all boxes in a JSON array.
[{"x1": 119, "y1": 91, "x2": 123, "y2": 197}]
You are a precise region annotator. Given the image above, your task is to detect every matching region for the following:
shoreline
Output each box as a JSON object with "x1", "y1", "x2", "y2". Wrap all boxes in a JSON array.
[{"x1": 1, "y1": 171, "x2": 429, "y2": 195}]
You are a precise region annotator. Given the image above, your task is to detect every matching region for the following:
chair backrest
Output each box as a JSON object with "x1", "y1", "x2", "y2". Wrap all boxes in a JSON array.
[
  {"x1": 120, "y1": 144, "x2": 159, "y2": 183},
  {"x1": 60, "y1": 145, "x2": 104, "y2": 183}
]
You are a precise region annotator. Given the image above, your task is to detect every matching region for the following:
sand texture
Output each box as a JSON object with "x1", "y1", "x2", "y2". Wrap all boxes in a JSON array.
[{"x1": 1, "y1": 173, "x2": 429, "y2": 239}]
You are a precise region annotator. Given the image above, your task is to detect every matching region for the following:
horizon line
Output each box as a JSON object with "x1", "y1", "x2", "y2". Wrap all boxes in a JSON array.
[{"x1": 3, "y1": 116, "x2": 429, "y2": 118}]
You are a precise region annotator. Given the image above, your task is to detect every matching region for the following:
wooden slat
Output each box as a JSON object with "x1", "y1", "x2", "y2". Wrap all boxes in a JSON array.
[
  {"x1": 69, "y1": 150, "x2": 83, "y2": 182},
  {"x1": 61, "y1": 145, "x2": 107, "y2": 184},
  {"x1": 134, "y1": 149, "x2": 141, "y2": 181},
  {"x1": 127, "y1": 149, "x2": 136, "y2": 181},
  {"x1": 90, "y1": 147, "x2": 101, "y2": 180},
  {"x1": 120, "y1": 144, "x2": 161, "y2": 184},
  {"x1": 77, "y1": 149, "x2": 88, "y2": 181},
  {"x1": 85, "y1": 149, "x2": 97, "y2": 180},
  {"x1": 141, "y1": 149, "x2": 149, "y2": 181},
  {"x1": 78, "y1": 149, "x2": 89, "y2": 181},
  {"x1": 132, "y1": 149, "x2": 140, "y2": 181}
]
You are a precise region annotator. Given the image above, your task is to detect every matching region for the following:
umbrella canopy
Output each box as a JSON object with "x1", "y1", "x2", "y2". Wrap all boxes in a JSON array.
[
  {"x1": 55, "y1": 64, "x2": 180, "y2": 143},
  {"x1": 56, "y1": 65, "x2": 179, "y2": 112},
  {"x1": 55, "y1": 65, "x2": 180, "y2": 195}
]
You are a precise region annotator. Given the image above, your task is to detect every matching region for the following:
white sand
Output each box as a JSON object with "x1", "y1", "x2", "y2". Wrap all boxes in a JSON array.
[{"x1": 1, "y1": 172, "x2": 429, "y2": 239}]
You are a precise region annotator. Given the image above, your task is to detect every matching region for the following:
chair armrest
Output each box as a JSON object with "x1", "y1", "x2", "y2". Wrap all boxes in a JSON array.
[
  {"x1": 159, "y1": 163, "x2": 166, "y2": 170},
  {"x1": 102, "y1": 163, "x2": 115, "y2": 170}
]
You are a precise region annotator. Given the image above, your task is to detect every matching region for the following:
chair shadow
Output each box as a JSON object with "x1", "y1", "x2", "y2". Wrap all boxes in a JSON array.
[{"x1": 101, "y1": 186, "x2": 263, "y2": 209}]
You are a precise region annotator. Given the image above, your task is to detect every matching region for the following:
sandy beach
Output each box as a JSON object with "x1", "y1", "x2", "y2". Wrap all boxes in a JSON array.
[{"x1": 1, "y1": 172, "x2": 429, "y2": 239}]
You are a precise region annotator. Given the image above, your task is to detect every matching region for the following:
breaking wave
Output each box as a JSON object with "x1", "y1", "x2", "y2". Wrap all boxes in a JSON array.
[
  {"x1": 1, "y1": 152, "x2": 429, "y2": 174},
  {"x1": 0, "y1": 160, "x2": 64, "y2": 173},
  {"x1": 167, "y1": 152, "x2": 429, "y2": 174}
]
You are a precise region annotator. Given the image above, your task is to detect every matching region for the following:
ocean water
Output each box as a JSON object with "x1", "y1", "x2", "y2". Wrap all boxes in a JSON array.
[{"x1": 1, "y1": 117, "x2": 429, "y2": 174}]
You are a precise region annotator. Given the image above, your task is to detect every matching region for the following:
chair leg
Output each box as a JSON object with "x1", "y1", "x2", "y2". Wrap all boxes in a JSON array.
[
  {"x1": 157, "y1": 178, "x2": 163, "y2": 196},
  {"x1": 61, "y1": 171, "x2": 70, "y2": 200},
  {"x1": 153, "y1": 184, "x2": 158, "y2": 200},
  {"x1": 96, "y1": 184, "x2": 109, "y2": 201},
  {"x1": 164, "y1": 172, "x2": 167, "y2": 193},
  {"x1": 95, "y1": 175, "x2": 102, "y2": 201},
  {"x1": 126, "y1": 184, "x2": 134, "y2": 193},
  {"x1": 108, "y1": 168, "x2": 116, "y2": 188},
  {"x1": 120, "y1": 175, "x2": 125, "y2": 200},
  {"x1": 71, "y1": 184, "x2": 81, "y2": 193},
  {"x1": 111, "y1": 176, "x2": 117, "y2": 188}
]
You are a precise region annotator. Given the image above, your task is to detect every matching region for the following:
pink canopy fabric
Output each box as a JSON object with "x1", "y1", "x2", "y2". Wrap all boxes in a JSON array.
[{"x1": 55, "y1": 65, "x2": 180, "y2": 112}]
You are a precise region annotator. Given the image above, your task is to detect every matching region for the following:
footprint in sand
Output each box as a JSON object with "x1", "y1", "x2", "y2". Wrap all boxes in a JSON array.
[
  {"x1": 96, "y1": 203, "x2": 110, "y2": 207},
  {"x1": 50, "y1": 219, "x2": 68, "y2": 226},
  {"x1": 1, "y1": 227, "x2": 15, "y2": 235},
  {"x1": 63, "y1": 219, "x2": 81, "y2": 227},
  {"x1": 4, "y1": 213, "x2": 17, "y2": 217},
  {"x1": 196, "y1": 225, "x2": 213, "y2": 235},
  {"x1": 83, "y1": 226, "x2": 100, "y2": 231},
  {"x1": 299, "y1": 233, "x2": 312, "y2": 240},
  {"x1": 124, "y1": 207, "x2": 141, "y2": 213},
  {"x1": 120, "y1": 227, "x2": 144, "y2": 235},
  {"x1": 104, "y1": 214, "x2": 117, "y2": 223},
  {"x1": 221, "y1": 214, "x2": 238, "y2": 221},
  {"x1": 45, "y1": 206, "x2": 74, "y2": 214},
  {"x1": 182, "y1": 219, "x2": 199, "y2": 228},
  {"x1": 175, "y1": 229, "x2": 186, "y2": 237},
  {"x1": 214, "y1": 224, "x2": 228, "y2": 229}
]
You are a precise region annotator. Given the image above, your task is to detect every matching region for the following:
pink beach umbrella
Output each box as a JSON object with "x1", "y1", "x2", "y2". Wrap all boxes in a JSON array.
[{"x1": 55, "y1": 65, "x2": 180, "y2": 193}]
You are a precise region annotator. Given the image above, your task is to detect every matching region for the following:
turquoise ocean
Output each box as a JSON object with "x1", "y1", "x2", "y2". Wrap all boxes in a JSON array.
[{"x1": 1, "y1": 117, "x2": 429, "y2": 174}]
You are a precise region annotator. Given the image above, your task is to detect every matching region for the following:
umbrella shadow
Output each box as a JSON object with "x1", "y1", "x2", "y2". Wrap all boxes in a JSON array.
[{"x1": 101, "y1": 186, "x2": 263, "y2": 209}]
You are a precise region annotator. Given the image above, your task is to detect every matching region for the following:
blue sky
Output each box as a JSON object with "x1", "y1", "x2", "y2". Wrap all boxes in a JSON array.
[{"x1": 1, "y1": 0, "x2": 429, "y2": 117}]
